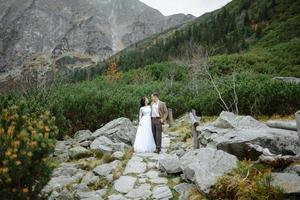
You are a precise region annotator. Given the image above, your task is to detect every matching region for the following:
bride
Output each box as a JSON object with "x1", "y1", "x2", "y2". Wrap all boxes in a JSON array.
[{"x1": 134, "y1": 97, "x2": 156, "y2": 152}]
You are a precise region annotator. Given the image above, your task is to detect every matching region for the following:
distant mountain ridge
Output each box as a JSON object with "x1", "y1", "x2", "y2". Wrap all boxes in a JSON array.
[
  {"x1": 0, "y1": 0, "x2": 194, "y2": 87},
  {"x1": 115, "y1": 0, "x2": 300, "y2": 76}
]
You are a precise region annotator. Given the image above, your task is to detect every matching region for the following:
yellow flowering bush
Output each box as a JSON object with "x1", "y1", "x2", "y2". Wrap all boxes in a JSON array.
[{"x1": 0, "y1": 106, "x2": 58, "y2": 199}]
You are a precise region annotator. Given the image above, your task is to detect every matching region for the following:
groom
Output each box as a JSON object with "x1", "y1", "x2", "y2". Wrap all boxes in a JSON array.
[{"x1": 151, "y1": 93, "x2": 168, "y2": 154}]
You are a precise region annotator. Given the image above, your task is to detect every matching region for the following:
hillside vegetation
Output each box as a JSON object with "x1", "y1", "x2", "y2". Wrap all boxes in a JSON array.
[{"x1": 116, "y1": 0, "x2": 300, "y2": 77}]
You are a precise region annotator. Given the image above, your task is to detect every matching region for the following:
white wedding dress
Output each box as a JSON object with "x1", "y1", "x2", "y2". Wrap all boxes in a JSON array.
[{"x1": 134, "y1": 106, "x2": 156, "y2": 152}]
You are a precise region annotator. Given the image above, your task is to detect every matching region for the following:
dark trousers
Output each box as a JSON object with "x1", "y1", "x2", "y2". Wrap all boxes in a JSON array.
[{"x1": 151, "y1": 118, "x2": 162, "y2": 151}]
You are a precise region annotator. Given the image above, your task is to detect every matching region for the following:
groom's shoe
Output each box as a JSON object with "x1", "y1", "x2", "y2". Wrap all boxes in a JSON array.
[{"x1": 154, "y1": 149, "x2": 161, "y2": 154}]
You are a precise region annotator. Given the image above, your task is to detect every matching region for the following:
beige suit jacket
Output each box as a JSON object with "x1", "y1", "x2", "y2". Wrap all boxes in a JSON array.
[{"x1": 151, "y1": 101, "x2": 168, "y2": 122}]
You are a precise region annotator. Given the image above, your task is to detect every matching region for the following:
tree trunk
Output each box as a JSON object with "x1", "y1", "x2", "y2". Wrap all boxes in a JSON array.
[
  {"x1": 295, "y1": 111, "x2": 300, "y2": 148},
  {"x1": 168, "y1": 108, "x2": 174, "y2": 128}
]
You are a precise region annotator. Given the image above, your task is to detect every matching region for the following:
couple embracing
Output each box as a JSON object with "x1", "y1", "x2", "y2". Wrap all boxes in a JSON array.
[{"x1": 134, "y1": 93, "x2": 168, "y2": 154}]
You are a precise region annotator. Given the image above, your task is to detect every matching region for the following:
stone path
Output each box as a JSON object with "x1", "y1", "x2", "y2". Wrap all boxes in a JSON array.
[{"x1": 108, "y1": 133, "x2": 173, "y2": 200}]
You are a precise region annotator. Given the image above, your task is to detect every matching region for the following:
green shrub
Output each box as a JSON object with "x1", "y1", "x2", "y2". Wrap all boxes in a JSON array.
[
  {"x1": 1, "y1": 63, "x2": 299, "y2": 139},
  {"x1": 0, "y1": 106, "x2": 58, "y2": 199}
]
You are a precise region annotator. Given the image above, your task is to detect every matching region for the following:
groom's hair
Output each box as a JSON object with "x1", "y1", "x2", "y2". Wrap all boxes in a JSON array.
[{"x1": 152, "y1": 93, "x2": 159, "y2": 97}]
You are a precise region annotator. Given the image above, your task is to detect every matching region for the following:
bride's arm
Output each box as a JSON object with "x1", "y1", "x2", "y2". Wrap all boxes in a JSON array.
[{"x1": 139, "y1": 108, "x2": 143, "y2": 122}]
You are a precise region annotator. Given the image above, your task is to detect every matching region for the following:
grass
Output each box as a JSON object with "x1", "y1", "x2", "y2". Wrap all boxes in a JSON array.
[
  {"x1": 189, "y1": 188, "x2": 206, "y2": 200},
  {"x1": 89, "y1": 177, "x2": 110, "y2": 190},
  {"x1": 103, "y1": 148, "x2": 133, "y2": 199},
  {"x1": 209, "y1": 160, "x2": 284, "y2": 200},
  {"x1": 102, "y1": 152, "x2": 115, "y2": 163},
  {"x1": 167, "y1": 175, "x2": 182, "y2": 200},
  {"x1": 81, "y1": 159, "x2": 103, "y2": 171}
]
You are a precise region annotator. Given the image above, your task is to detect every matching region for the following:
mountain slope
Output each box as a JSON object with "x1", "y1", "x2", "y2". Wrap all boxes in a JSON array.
[
  {"x1": 116, "y1": 0, "x2": 300, "y2": 77},
  {"x1": 0, "y1": 0, "x2": 194, "y2": 86}
]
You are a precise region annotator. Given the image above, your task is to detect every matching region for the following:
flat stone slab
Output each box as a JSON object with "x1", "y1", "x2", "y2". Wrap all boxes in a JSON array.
[
  {"x1": 138, "y1": 178, "x2": 148, "y2": 184},
  {"x1": 124, "y1": 159, "x2": 147, "y2": 174},
  {"x1": 112, "y1": 151, "x2": 125, "y2": 160},
  {"x1": 125, "y1": 184, "x2": 152, "y2": 199},
  {"x1": 108, "y1": 194, "x2": 129, "y2": 200},
  {"x1": 271, "y1": 173, "x2": 300, "y2": 196},
  {"x1": 114, "y1": 176, "x2": 137, "y2": 194},
  {"x1": 139, "y1": 170, "x2": 160, "y2": 179},
  {"x1": 149, "y1": 177, "x2": 168, "y2": 184},
  {"x1": 147, "y1": 162, "x2": 157, "y2": 169},
  {"x1": 76, "y1": 189, "x2": 105, "y2": 200},
  {"x1": 152, "y1": 185, "x2": 173, "y2": 199},
  {"x1": 93, "y1": 160, "x2": 120, "y2": 177}
]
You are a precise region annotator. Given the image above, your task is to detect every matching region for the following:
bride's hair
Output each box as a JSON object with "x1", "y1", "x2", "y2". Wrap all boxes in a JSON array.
[{"x1": 140, "y1": 97, "x2": 147, "y2": 108}]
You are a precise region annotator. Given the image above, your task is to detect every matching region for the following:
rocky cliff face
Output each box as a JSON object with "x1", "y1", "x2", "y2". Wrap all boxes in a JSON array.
[{"x1": 0, "y1": 0, "x2": 194, "y2": 88}]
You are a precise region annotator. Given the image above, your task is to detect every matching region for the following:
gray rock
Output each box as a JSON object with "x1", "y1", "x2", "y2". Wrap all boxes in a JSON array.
[
  {"x1": 93, "y1": 160, "x2": 121, "y2": 177},
  {"x1": 180, "y1": 148, "x2": 238, "y2": 193},
  {"x1": 147, "y1": 162, "x2": 157, "y2": 169},
  {"x1": 90, "y1": 136, "x2": 129, "y2": 153},
  {"x1": 114, "y1": 176, "x2": 137, "y2": 193},
  {"x1": 42, "y1": 174, "x2": 83, "y2": 196},
  {"x1": 174, "y1": 183, "x2": 196, "y2": 200},
  {"x1": 108, "y1": 194, "x2": 129, "y2": 200},
  {"x1": 140, "y1": 170, "x2": 160, "y2": 179},
  {"x1": 152, "y1": 185, "x2": 173, "y2": 200},
  {"x1": 51, "y1": 162, "x2": 84, "y2": 177},
  {"x1": 283, "y1": 164, "x2": 300, "y2": 174},
  {"x1": 158, "y1": 154, "x2": 181, "y2": 174},
  {"x1": 72, "y1": 183, "x2": 90, "y2": 193},
  {"x1": 124, "y1": 158, "x2": 147, "y2": 175},
  {"x1": 112, "y1": 151, "x2": 125, "y2": 160},
  {"x1": 202, "y1": 112, "x2": 300, "y2": 160},
  {"x1": 74, "y1": 130, "x2": 92, "y2": 143},
  {"x1": 92, "y1": 118, "x2": 136, "y2": 145},
  {"x1": 75, "y1": 189, "x2": 105, "y2": 200},
  {"x1": 149, "y1": 177, "x2": 168, "y2": 184},
  {"x1": 271, "y1": 173, "x2": 300, "y2": 197},
  {"x1": 172, "y1": 149, "x2": 186, "y2": 158},
  {"x1": 81, "y1": 171, "x2": 99, "y2": 185},
  {"x1": 266, "y1": 120, "x2": 297, "y2": 131},
  {"x1": 69, "y1": 146, "x2": 91, "y2": 159},
  {"x1": 272, "y1": 77, "x2": 300, "y2": 84},
  {"x1": 125, "y1": 184, "x2": 152, "y2": 199},
  {"x1": 80, "y1": 140, "x2": 92, "y2": 148},
  {"x1": 138, "y1": 178, "x2": 148, "y2": 184},
  {"x1": 54, "y1": 141, "x2": 70, "y2": 161},
  {"x1": 48, "y1": 188, "x2": 74, "y2": 200}
]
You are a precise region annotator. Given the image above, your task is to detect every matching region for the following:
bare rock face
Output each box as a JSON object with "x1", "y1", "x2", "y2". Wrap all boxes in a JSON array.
[
  {"x1": 179, "y1": 148, "x2": 238, "y2": 194},
  {"x1": 201, "y1": 112, "x2": 300, "y2": 160},
  {"x1": 0, "y1": 0, "x2": 195, "y2": 89}
]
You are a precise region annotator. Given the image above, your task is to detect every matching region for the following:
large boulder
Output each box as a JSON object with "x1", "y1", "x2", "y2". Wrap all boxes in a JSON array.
[
  {"x1": 179, "y1": 148, "x2": 238, "y2": 193},
  {"x1": 92, "y1": 118, "x2": 136, "y2": 145},
  {"x1": 90, "y1": 136, "x2": 129, "y2": 153},
  {"x1": 158, "y1": 154, "x2": 182, "y2": 174},
  {"x1": 151, "y1": 185, "x2": 173, "y2": 200},
  {"x1": 202, "y1": 112, "x2": 299, "y2": 160},
  {"x1": 271, "y1": 173, "x2": 300, "y2": 198}
]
